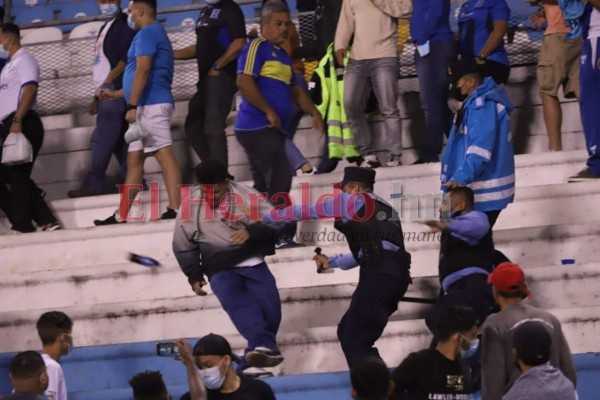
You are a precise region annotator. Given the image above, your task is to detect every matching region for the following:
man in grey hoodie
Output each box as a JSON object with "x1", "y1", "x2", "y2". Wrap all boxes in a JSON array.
[
  {"x1": 481, "y1": 262, "x2": 577, "y2": 400},
  {"x1": 502, "y1": 321, "x2": 577, "y2": 400},
  {"x1": 172, "y1": 160, "x2": 285, "y2": 371}
]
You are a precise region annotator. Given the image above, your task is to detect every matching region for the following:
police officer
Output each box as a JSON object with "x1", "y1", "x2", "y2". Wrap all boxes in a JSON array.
[{"x1": 263, "y1": 166, "x2": 412, "y2": 367}]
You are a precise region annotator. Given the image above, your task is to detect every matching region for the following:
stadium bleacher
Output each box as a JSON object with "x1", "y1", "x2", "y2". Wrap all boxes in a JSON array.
[{"x1": 0, "y1": 0, "x2": 599, "y2": 399}]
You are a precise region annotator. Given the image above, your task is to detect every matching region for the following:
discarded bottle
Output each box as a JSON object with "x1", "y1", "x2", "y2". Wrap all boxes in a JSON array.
[
  {"x1": 129, "y1": 253, "x2": 161, "y2": 267},
  {"x1": 561, "y1": 259, "x2": 575, "y2": 266}
]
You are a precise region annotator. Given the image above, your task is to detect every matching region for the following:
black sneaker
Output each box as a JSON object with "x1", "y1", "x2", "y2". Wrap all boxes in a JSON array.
[
  {"x1": 41, "y1": 222, "x2": 61, "y2": 232},
  {"x1": 412, "y1": 157, "x2": 438, "y2": 165},
  {"x1": 160, "y1": 207, "x2": 177, "y2": 220},
  {"x1": 386, "y1": 155, "x2": 402, "y2": 167},
  {"x1": 245, "y1": 347, "x2": 284, "y2": 368},
  {"x1": 240, "y1": 367, "x2": 275, "y2": 378},
  {"x1": 568, "y1": 167, "x2": 600, "y2": 182},
  {"x1": 360, "y1": 155, "x2": 381, "y2": 169},
  {"x1": 94, "y1": 213, "x2": 126, "y2": 226},
  {"x1": 68, "y1": 187, "x2": 103, "y2": 198}
]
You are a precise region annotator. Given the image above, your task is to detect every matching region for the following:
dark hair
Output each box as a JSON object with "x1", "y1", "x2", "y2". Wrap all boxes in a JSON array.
[
  {"x1": 129, "y1": 371, "x2": 168, "y2": 400},
  {"x1": 350, "y1": 357, "x2": 390, "y2": 400},
  {"x1": 36, "y1": 311, "x2": 73, "y2": 346},
  {"x1": 435, "y1": 306, "x2": 478, "y2": 342},
  {"x1": 1, "y1": 23, "x2": 20, "y2": 40},
  {"x1": 448, "y1": 186, "x2": 475, "y2": 209},
  {"x1": 10, "y1": 351, "x2": 46, "y2": 380},
  {"x1": 132, "y1": 0, "x2": 157, "y2": 14},
  {"x1": 0, "y1": 7, "x2": 5, "y2": 25},
  {"x1": 497, "y1": 290, "x2": 528, "y2": 300}
]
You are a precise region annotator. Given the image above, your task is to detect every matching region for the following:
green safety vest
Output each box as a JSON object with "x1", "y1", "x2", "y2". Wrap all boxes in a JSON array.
[{"x1": 314, "y1": 44, "x2": 359, "y2": 160}]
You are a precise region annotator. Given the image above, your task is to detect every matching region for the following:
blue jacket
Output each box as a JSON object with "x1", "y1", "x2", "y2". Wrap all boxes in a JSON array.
[
  {"x1": 410, "y1": 0, "x2": 454, "y2": 46},
  {"x1": 559, "y1": 0, "x2": 586, "y2": 40},
  {"x1": 441, "y1": 77, "x2": 515, "y2": 212}
]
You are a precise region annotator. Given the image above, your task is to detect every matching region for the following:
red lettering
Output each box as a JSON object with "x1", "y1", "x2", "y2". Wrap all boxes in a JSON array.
[
  {"x1": 148, "y1": 181, "x2": 161, "y2": 221},
  {"x1": 117, "y1": 184, "x2": 144, "y2": 221},
  {"x1": 220, "y1": 192, "x2": 245, "y2": 221}
]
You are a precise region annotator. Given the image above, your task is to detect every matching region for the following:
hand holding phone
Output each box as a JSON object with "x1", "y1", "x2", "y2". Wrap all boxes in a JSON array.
[{"x1": 156, "y1": 342, "x2": 180, "y2": 357}]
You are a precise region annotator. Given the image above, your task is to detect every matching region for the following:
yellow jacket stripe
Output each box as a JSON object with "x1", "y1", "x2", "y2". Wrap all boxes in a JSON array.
[{"x1": 243, "y1": 38, "x2": 265, "y2": 76}]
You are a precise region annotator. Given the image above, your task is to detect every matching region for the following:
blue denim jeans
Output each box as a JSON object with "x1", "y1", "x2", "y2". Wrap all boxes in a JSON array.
[
  {"x1": 580, "y1": 37, "x2": 600, "y2": 175},
  {"x1": 415, "y1": 40, "x2": 457, "y2": 161},
  {"x1": 86, "y1": 97, "x2": 128, "y2": 191},
  {"x1": 344, "y1": 57, "x2": 403, "y2": 157},
  {"x1": 209, "y1": 263, "x2": 282, "y2": 355}
]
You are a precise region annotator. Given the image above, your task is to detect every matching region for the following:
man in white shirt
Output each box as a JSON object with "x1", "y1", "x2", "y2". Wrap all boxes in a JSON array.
[
  {"x1": 68, "y1": 0, "x2": 136, "y2": 198},
  {"x1": 334, "y1": 0, "x2": 410, "y2": 168},
  {"x1": 36, "y1": 311, "x2": 74, "y2": 400},
  {"x1": 0, "y1": 23, "x2": 59, "y2": 233}
]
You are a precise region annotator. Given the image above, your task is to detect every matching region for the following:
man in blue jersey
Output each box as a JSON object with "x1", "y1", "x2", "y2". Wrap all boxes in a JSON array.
[
  {"x1": 235, "y1": 0, "x2": 323, "y2": 247},
  {"x1": 442, "y1": 60, "x2": 515, "y2": 264},
  {"x1": 410, "y1": 0, "x2": 456, "y2": 164},
  {"x1": 94, "y1": 0, "x2": 182, "y2": 226},
  {"x1": 569, "y1": 0, "x2": 600, "y2": 181}
]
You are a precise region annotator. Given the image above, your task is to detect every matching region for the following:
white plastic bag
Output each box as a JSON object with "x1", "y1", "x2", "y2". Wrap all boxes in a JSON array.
[
  {"x1": 124, "y1": 121, "x2": 148, "y2": 144},
  {"x1": 1, "y1": 132, "x2": 33, "y2": 165}
]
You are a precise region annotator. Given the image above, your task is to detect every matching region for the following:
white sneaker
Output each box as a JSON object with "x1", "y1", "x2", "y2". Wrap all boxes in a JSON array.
[
  {"x1": 386, "y1": 155, "x2": 402, "y2": 167},
  {"x1": 362, "y1": 155, "x2": 381, "y2": 169}
]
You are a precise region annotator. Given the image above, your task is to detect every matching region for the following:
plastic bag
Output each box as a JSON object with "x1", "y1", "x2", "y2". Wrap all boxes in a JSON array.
[
  {"x1": 124, "y1": 121, "x2": 148, "y2": 144},
  {"x1": 1, "y1": 132, "x2": 34, "y2": 165}
]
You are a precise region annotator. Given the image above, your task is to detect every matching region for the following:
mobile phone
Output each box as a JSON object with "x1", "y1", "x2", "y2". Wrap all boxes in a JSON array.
[
  {"x1": 156, "y1": 342, "x2": 180, "y2": 357},
  {"x1": 129, "y1": 253, "x2": 161, "y2": 267}
]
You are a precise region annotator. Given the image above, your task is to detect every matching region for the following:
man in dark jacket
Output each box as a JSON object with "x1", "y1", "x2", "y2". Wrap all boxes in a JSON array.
[
  {"x1": 68, "y1": 0, "x2": 136, "y2": 198},
  {"x1": 172, "y1": 160, "x2": 285, "y2": 370},
  {"x1": 264, "y1": 166, "x2": 412, "y2": 367}
]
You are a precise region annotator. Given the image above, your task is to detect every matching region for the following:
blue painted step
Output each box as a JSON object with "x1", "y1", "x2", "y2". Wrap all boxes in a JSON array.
[{"x1": 0, "y1": 341, "x2": 598, "y2": 399}]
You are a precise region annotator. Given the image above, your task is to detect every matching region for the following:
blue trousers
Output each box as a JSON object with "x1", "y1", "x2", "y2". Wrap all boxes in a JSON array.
[
  {"x1": 284, "y1": 73, "x2": 309, "y2": 173},
  {"x1": 209, "y1": 263, "x2": 282, "y2": 356},
  {"x1": 337, "y1": 260, "x2": 411, "y2": 367},
  {"x1": 415, "y1": 40, "x2": 456, "y2": 162},
  {"x1": 579, "y1": 36, "x2": 600, "y2": 175},
  {"x1": 85, "y1": 98, "x2": 128, "y2": 191}
]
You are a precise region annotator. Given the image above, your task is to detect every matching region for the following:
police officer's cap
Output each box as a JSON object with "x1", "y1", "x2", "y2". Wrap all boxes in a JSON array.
[{"x1": 341, "y1": 167, "x2": 376, "y2": 189}]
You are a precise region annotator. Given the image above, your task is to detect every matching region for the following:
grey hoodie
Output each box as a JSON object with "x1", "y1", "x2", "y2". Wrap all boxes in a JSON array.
[{"x1": 502, "y1": 363, "x2": 577, "y2": 400}]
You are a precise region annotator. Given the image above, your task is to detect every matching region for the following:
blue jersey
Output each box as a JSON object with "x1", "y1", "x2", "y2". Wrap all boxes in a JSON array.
[
  {"x1": 458, "y1": 0, "x2": 510, "y2": 66},
  {"x1": 410, "y1": 0, "x2": 454, "y2": 46},
  {"x1": 123, "y1": 22, "x2": 174, "y2": 106},
  {"x1": 234, "y1": 38, "x2": 297, "y2": 133}
]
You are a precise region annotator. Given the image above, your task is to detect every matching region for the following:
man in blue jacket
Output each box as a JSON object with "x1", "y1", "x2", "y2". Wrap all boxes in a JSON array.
[
  {"x1": 411, "y1": 0, "x2": 456, "y2": 164},
  {"x1": 442, "y1": 60, "x2": 515, "y2": 264}
]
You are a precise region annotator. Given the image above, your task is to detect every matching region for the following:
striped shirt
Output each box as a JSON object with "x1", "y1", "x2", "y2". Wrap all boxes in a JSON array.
[{"x1": 234, "y1": 37, "x2": 297, "y2": 133}]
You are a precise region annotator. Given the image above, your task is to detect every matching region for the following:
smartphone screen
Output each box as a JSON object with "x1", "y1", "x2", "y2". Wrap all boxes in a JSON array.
[{"x1": 156, "y1": 342, "x2": 180, "y2": 357}]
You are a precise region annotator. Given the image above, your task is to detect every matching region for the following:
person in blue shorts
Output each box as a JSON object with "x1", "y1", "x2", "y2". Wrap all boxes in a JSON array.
[{"x1": 458, "y1": 0, "x2": 511, "y2": 84}]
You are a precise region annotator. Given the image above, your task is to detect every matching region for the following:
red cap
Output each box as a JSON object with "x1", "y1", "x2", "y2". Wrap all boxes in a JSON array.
[{"x1": 487, "y1": 262, "x2": 531, "y2": 297}]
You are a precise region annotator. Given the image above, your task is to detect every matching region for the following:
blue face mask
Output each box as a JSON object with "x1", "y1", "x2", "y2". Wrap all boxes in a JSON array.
[
  {"x1": 199, "y1": 364, "x2": 226, "y2": 390},
  {"x1": 100, "y1": 4, "x2": 119, "y2": 17},
  {"x1": 461, "y1": 337, "x2": 479, "y2": 359},
  {"x1": 206, "y1": 0, "x2": 221, "y2": 4},
  {"x1": 127, "y1": 12, "x2": 137, "y2": 30}
]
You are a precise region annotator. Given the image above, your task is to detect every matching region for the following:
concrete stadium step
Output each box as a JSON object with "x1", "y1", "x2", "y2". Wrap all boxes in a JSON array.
[
  {"x1": 32, "y1": 71, "x2": 586, "y2": 201},
  {"x1": 0, "y1": 259, "x2": 595, "y2": 352},
  {"x1": 1, "y1": 218, "x2": 598, "y2": 275},
  {"x1": 1, "y1": 303, "x2": 598, "y2": 378},
  {"x1": 42, "y1": 150, "x2": 590, "y2": 230}
]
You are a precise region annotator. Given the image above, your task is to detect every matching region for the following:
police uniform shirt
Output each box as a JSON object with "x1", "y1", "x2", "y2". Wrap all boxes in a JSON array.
[
  {"x1": 0, "y1": 48, "x2": 39, "y2": 121},
  {"x1": 392, "y1": 349, "x2": 469, "y2": 400},
  {"x1": 195, "y1": 0, "x2": 246, "y2": 79}
]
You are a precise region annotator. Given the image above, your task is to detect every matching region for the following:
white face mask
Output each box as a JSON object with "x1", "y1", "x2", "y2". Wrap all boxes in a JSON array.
[
  {"x1": 460, "y1": 337, "x2": 480, "y2": 359},
  {"x1": 199, "y1": 364, "x2": 226, "y2": 390},
  {"x1": 100, "y1": 3, "x2": 119, "y2": 17},
  {"x1": 0, "y1": 40, "x2": 11, "y2": 59}
]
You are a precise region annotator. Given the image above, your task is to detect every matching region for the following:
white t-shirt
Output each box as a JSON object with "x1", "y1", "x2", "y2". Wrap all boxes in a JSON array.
[
  {"x1": 92, "y1": 19, "x2": 115, "y2": 90},
  {"x1": 42, "y1": 353, "x2": 68, "y2": 400},
  {"x1": 589, "y1": 8, "x2": 600, "y2": 39},
  {"x1": 0, "y1": 48, "x2": 39, "y2": 122}
]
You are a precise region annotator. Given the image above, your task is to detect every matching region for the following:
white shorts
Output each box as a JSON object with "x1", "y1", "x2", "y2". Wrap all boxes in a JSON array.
[{"x1": 128, "y1": 103, "x2": 174, "y2": 153}]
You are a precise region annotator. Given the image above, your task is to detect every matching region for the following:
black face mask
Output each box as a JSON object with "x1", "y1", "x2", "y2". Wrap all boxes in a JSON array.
[{"x1": 450, "y1": 85, "x2": 468, "y2": 102}]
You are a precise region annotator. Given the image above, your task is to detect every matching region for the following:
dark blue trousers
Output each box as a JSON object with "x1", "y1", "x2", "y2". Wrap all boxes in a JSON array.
[
  {"x1": 209, "y1": 263, "x2": 282, "y2": 356},
  {"x1": 580, "y1": 36, "x2": 600, "y2": 175},
  {"x1": 415, "y1": 40, "x2": 456, "y2": 162},
  {"x1": 337, "y1": 260, "x2": 411, "y2": 367},
  {"x1": 85, "y1": 98, "x2": 128, "y2": 191}
]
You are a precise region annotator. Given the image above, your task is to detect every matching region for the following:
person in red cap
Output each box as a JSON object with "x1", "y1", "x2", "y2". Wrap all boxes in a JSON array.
[{"x1": 480, "y1": 262, "x2": 577, "y2": 400}]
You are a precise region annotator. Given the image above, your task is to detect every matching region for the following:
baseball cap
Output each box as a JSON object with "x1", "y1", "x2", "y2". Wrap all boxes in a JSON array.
[
  {"x1": 194, "y1": 160, "x2": 234, "y2": 185},
  {"x1": 449, "y1": 59, "x2": 480, "y2": 83},
  {"x1": 513, "y1": 321, "x2": 552, "y2": 366},
  {"x1": 193, "y1": 334, "x2": 233, "y2": 357},
  {"x1": 340, "y1": 167, "x2": 376, "y2": 189},
  {"x1": 487, "y1": 262, "x2": 531, "y2": 297}
]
